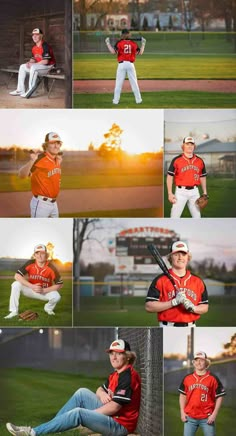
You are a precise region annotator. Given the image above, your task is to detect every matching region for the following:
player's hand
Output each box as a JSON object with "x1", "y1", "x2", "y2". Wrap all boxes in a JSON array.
[
  {"x1": 141, "y1": 37, "x2": 146, "y2": 45},
  {"x1": 168, "y1": 193, "x2": 177, "y2": 204},
  {"x1": 105, "y1": 37, "x2": 110, "y2": 45},
  {"x1": 32, "y1": 283, "x2": 43, "y2": 293},
  {"x1": 97, "y1": 390, "x2": 112, "y2": 404},
  {"x1": 180, "y1": 411, "x2": 188, "y2": 422},
  {"x1": 207, "y1": 413, "x2": 216, "y2": 424},
  {"x1": 171, "y1": 292, "x2": 186, "y2": 307},
  {"x1": 29, "y1": 149, "x2": 40, "y2": 162},
  {"x1": 182, "y1": 298, "x2": 195, "y2": 313}
]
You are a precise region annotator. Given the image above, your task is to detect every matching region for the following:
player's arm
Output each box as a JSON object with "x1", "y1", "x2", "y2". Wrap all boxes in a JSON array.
[
  {"x1": 145, "y1": 300, "x2": 174, "y2": 313},
  {"x1": 18, "y1": 151, "x2": 39, "y2": 178},
  {"x1": 200, "y1": 176, "x2": 207, "y2": 195},
  {"x1": 145, "y1": 277, "x2": 183, "y2": 313},
  {"x1": 105, "y1": 37, "x2": 116, "y2": 54},
  {"x1": 41, "y1": 283, "x2": 63, "y2": 294},
  {"x1": 14, "y1": 272, "x2": 42, "y2": 292},
  {"x1": 179, "y1": 393, "x2": 187, "y2": 422},
  {"x1": 166, "y1": 174, "x2": 176, "y2": 204},
  {"x1": 139, "y1": 37, "x2": 146, "y2": 55},
  {"x1": 207, "y1": 396, "x2": 224, "y2": 424},
  {"x1": 95, "y1": 400, "x2": 122, "y2": 416}
]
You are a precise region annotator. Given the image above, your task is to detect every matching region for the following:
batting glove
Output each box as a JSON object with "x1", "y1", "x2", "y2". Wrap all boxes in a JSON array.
[
  {"x1": 171, "y1": 292, "x2": 186, "y2": 307},
  {"x1": 183, "y1": 298, "x2": 195, "y2": 313},
  {"x1": 105, "y1": 37, "x2": 110, "y2": 45},
  {"x1": 141, "y1": 37, "x2": 146, "y2": 45}
]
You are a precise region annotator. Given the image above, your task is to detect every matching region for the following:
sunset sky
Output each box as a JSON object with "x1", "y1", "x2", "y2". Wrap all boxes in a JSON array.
[
  {"x1": 0, "y1": 109, "x2": 163, "y2": 154},
  {"x1": 0, "y1": 219, "x2": 73, "y2": 263}
]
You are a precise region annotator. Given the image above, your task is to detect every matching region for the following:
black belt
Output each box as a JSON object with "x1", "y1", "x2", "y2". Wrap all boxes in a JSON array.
[
  {"x1": 34, "y1": 195, "x2": 56, "y2": 203},
  {"x1": 177, "y1": 186, "x2": 197, "y2": 190},
  {"x1": 119, "y1": 61, "x2": 133, "y2": 63},
  {"x1": 162, "y1": 321, "x2": 195, "y2": 327}
]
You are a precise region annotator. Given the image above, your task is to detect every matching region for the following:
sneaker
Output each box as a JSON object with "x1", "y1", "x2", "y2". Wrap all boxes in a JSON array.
[
  {"x1": 6, "y1": 423, "x2": 33, "y2": 436},
  {"x1": 9, "y1": 90, "x2": 24, "y2": 96},
  {"x1": 45, "y1": 310, "x2": 55, "y2": 315},
  {"x1": 4, "y1": 311, "x2": 18, "y2": 319}
]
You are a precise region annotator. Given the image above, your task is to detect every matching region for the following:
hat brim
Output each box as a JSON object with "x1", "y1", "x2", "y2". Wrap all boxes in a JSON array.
[
  {"x1": 193, "y1": 358, "x2": 211, "y2": 366},
  {"x1": 171, "y1": 249, "x2": 189, "y2": 254},
  {"x1": 106, "y1": 348, "x2": 125, "y2": 353}
]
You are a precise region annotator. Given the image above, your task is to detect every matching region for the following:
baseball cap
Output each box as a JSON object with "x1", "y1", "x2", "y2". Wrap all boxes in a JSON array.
[
  {"x1": 183, "y1": 136, "x2": 195, "y2": 144},
  {"x1": 170, "y1": 241, "x2": 189, "y2": 254},
  {"x1": 193, "y1": 351, "x2": 211, "y2": 365},
  {"x1": 34, "y1": 244, "x2": 47, "y2": 253},
  {"x1": 121, "y1": 29, "x2": 130, "y2": 35},
  {"x1": 106, "y1": 339, "x2": 131, "y2": 353},
  {"x1": 45, "y1": 132, "x2": 62, "y2": 143},
  {"x1": 32, "y1": 28, "x2": 43, "y2": 35}
]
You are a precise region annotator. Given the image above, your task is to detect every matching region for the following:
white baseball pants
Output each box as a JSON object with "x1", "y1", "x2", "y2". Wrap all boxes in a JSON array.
[
  {"x1": 30, "y1": 196, "x2": 59, "y2": 218},
  {"x1": 16, "y1": 63, "x2": 52, "y2": 93},
  {"x1": 8, "y1": 281, "x2": 61, "y2": 313},
  {"x1": 113, "y1": 61, "x2": 142, "y2": 104},
  {"x1": 170, "y1": 186, "x2": 201, "y2": 218}
]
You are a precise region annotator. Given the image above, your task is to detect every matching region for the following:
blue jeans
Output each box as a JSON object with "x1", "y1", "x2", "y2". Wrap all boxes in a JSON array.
[
  {"x1": 33, "y1": 388, "x2": 129, "y2": 436},
  {"x1": 184, "y1": 416, "x2": 216, "y2": 436}
]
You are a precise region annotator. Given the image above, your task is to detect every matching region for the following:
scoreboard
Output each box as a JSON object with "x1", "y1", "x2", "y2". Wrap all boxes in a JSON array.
[{"x1": 116, "y1": 235, "x2": 179, "y2": 262}]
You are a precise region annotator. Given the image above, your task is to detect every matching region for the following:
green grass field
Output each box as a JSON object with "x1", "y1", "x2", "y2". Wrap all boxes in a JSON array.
[
  {"x1": 0, "y1": 172, "x2": 162, "y2": 193},
  {"x1": 164, "y1": 392, "x2": 235, "y2": 436},
  {"x1": 73, "y1": 53, "x2": 236, "y2": 80},
  {"x1": 73, "y1": 91, "x2": 236, "y2": 108},
  {"x1": 164, "y1": 176, "x2": 236, "y2": 217},
  {"x1": 0, "y1": 277, "x2": 72, "y2": 327},
  {"x1": 0, "y1": 368, "x2": 103, "y2": 436},
  {"x1": 74, "y1": 296, "x2": 236, "y2": 327}
]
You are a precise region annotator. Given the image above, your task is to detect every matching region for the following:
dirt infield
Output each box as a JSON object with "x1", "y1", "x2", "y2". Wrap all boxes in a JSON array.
[
  {"x1": 74, "y1": 79, "x2": 236, "y2": 93},
  {"x1": 0, "y1": 186, "x2": 162, "y2": 217}
]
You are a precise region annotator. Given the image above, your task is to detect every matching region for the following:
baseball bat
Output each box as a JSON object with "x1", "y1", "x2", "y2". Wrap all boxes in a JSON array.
[{"x1": 147, "y1": 243, "x2": 180, "y2": 293}]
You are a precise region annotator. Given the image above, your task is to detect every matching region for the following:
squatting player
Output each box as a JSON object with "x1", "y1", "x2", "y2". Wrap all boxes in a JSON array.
[
  {"x1": 4, "y1": 243, "x2": 63, "y2": 319},
  {"x1": 167, "y1": 136, "x2": 208, "y2": 218},
  {"x1": 179, "y1": 351, "x2": 226, "y2": 435},
  {"x1": 18, "y1": 132, "x2": 63, "y2": 218},
  {"x1": 9, "y1": 28, "x2": 55, "y2": 98},
  {"x1": 6, "y1": 339, "x2": 141, "y2": 436},
  {"x1": 145, "y1": 241, "x2": 209, "y2": 326},
  {"x1": 105, "y1": 29, "x2": 146, "y2": 105}
]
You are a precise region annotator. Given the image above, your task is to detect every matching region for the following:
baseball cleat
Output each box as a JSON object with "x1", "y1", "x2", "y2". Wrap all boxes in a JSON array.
[
  {"x1": 6, "y1": 423, "x2": 34, "y2": 436},
  {"x1": 9, "y1": 90, "x2": 24, "y2": 96},
  {"x1": 4, "y1": 311, "x2": 18, "y2": 319},
  {"x1": 44, "y1": 310, "x2": 55, "y2": 315}
]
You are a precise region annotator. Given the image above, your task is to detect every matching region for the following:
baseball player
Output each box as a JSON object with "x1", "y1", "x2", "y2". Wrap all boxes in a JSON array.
[
  {"x1": 105, "y1": 29, "x2": 146, "y2": 105},
  {"x1": 167, "y1": 136, "x2": 208, "y2": 218},
  {"x1": 145, "y1": 241, "x2": 209, "y2": 326},
  {"x1": 6, "y1": 339, "x2": 141, "y2": 436},
  {"x1": 4, "y1": 244, "x2": 63, "y2": 319},
  {"x1": 18, "y1": 132, "x2": 62, "y2": 218},
  {"x1": 9, "y1": 28, "x2": 55, "y2": 98},
  {"x1": 179, "y1": 351, "x2": 226, "y2": 435}
]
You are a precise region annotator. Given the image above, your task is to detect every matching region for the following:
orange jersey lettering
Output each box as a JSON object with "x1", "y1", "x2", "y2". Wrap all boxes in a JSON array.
[
  {"x1": 168, "y1": 154, "x2": 207, "y2": 186},
  {"x1": 114, "y1": 39, "x2": 140, "y2": 63}
]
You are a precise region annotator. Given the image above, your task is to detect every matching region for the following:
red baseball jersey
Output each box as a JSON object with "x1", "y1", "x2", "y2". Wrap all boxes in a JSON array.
[
  {"x1": 168, "y1": 154, "x2": 207, "y2": 187},
  {"x1": 178, "y1": 371, "x2": 226, "y2": 419},
  {"x1": 31, "y1": 152, "x2": 61, "y2": 198},
  {"x1": 17, "y1": 260, "x2": 63, "y2": 288},
  {"x1": 31, "y1": 41, "x2": 56, "y2": 65},
  {"x1": 146, "y1": 269, "x2": 208, "y2": 323},
  {"x1": 102, "y1": 364, "x2": 141, "y2": 433},
  {"x1": 114, "y1": 39, "x2": 140, "y2": 63}
]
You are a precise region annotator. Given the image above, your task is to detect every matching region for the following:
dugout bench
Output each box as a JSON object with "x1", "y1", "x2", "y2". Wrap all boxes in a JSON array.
[{"x1": 0, "y1": 67, "x2": 65, "y2": 98}]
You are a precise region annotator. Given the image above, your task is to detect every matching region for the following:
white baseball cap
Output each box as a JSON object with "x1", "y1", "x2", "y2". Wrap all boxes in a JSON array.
[
  {"x1": 183, "y1": 136, "x2": 195, "y2": 144},
  {"x1": 106, "y1": 339, "x2": 131, "y2": 353},
  {"x1": 45, "y1": 132, "x2": 62, "y2": 143},
  {"x1": 170, "y1": 241, "x2": 189, "y2": 254},
  {"x1": 32, "y1": 28, "x2": 43, "y2": 35},
  {"x1": 34, "y1": 244, "x2": 47, "y2": 253},
  {"x1": 193, "y1": 351, "x2": 211, "y2": 366}
]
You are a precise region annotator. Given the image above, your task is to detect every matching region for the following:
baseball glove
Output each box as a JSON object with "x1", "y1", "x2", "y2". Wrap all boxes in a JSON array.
[
  {"x1": 195, "y1": 194, "x2": 209, "y2": 210},
  {"x1": 19, "y1": 310, "x2": 39, "y2": 321}
]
